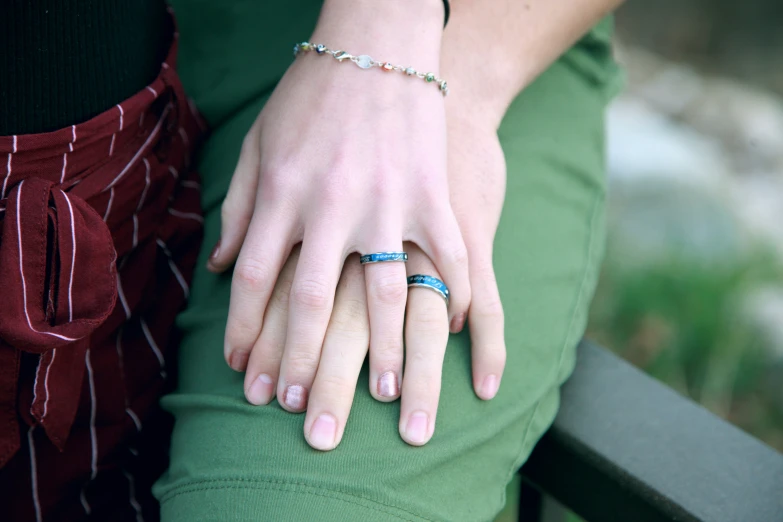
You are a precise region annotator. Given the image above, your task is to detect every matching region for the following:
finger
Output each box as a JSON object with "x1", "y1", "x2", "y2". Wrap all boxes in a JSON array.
[
  {"x1": 208, "y1": 121, "x2": 261, "y2": 272},
  {"x1": 224, "y1": 206, "x2": 295, "y2": 372},
  {"x1": 277, "y1": 227, "x2": 346, "y2": 412},
  {"x1": 399, "y1": 246, "x2": 449, "y2": 446},
  {"x1": 415, "y1": 209, "x2": 471, "y2": 333},
  {"x1": 467, "y1": 256, "x2": 506, "y2": 400},
  {"x1": 363, "y1": 238, "x2": 407, "y2": 403},
  {"x1": 244, "y1": 245, "x2": 301, "y2": 405},
  {"x1": 304, "y1": 255, "x2": 369, "y2": 451}
]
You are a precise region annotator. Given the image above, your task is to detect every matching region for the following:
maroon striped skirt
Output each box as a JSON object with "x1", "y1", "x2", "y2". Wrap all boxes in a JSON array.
[{"x1": 0, "y1": 30, "x2": 204, "y2": 521}]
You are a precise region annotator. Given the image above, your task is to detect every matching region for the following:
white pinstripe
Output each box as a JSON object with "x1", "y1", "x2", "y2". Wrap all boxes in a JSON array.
[
  {"x1": 132, "y1": 216, "x2": 139, "y2": 249},
  {"x1": 137, "y1": 158, "x2": 151, "y2": 211},
  {"x1": 156, "y1": 239, "x2": 190, "y2": 299},
  {"x1": 27, "y1": 426, "x2": 43, "y2": 522},
  {"x1": 104, "y1": 108, "x2": 169, "y2": 191},
  {"x1": 180, "y1": 180, "x2": 200, "y2": 189},
  {"x1": 139, "y1": 318, "x2": 165, "y2": 372},
  {"x1": 167, "y1": 165, "x2": 178, "y2": 178},
  {"x1": 60, "y1": 126, "x2": 74, "y2": 183},
  {"x1": 146, "y1": 86, "x2": 158, "y2": 97},
  {"x1": 2, "y1": 135, "x2": 16, "y2": 198},
  {"x1": 167, "y1": 208, "x2": 204, "y2": 223},
  {"x1": 31, "y1": 357, "x2": 43, "y2": 415},
  {"x1": 178, "y1": 127, "x2": 189, "y2": 146},
  {"x1": 123, "y1": 471, "x2": 145, "y2": 522},
  {"x1": 80, "y1": 491, "x2": 91, "y2": 515},
  {"x1": 85, "y1": 349, "x2": 98, "y2": 480},
  {"x1": 109, "y1": 133, "x2": 116, "y2": 157},
  {"x1": 42, "y1": 349, "x2": 56, "y2": 419},
  {"x1": 62, "y1": 193, "x2": 77, "y2": 322},
  {"x1": 60, "y1": 153, "x2": 68, "y2": 184},
  {"x1": 16, "y1": 181, "x2": 78, "y2": 342},
  {"x1": 118, "y1": 104, "x2": 125, "y2": 131},
  {"x1": 126, "y1": 408, "x2": 142, "y2": 432},
  {"x1": 104, "y1": 187, "x2": 115, "y2": 222},
  {"x1": 116, "y1": 272, "x2": 131, "y2": 320},
  {"x1": 80, "y1": 350, "x2": 97, "y2": 515}
]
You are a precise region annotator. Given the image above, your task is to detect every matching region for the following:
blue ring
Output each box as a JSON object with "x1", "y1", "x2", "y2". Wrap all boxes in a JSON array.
[
  {"x1": 407, "y1": 275, "x2": 450, "y2": 305},
  {"x1": 360, "y1": 252, "x2": 408, "y2": 264}
]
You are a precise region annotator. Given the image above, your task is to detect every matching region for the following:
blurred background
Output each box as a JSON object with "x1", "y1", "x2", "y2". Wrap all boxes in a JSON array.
[
  {"x1": 593, "y1": 0, "x2": 783, "y2": 453},
  {"x1": 500, "y1": 2, "x2": 783, "y2": 519}
]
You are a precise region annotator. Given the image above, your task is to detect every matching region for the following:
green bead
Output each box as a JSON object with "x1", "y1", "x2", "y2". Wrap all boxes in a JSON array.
[
  {"x1": 301, "y1": 42, "x2": 311, "y2": 51},
  {"x1": 425, "y1": 73, "x2": 435, "y2": 83}
]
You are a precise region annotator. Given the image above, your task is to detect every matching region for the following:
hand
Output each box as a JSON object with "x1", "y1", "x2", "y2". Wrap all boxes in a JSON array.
[
  {"x1": 243, "y1": 244, "x2": 450, "y2": 450},
  {"x1": 208, "y1": 0, "x2": 470, "y2": 413},
  {"x1": 239, "y1": 112, "x2": 507, "y2": 451},
  {"x1": 446, "y1": 108, "x2": 507, "y2": 400}
]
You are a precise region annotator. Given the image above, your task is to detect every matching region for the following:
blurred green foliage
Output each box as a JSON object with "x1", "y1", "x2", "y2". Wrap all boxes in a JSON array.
[{"x1": 588, "y1": 247, "x2": 783, "y2": 452}]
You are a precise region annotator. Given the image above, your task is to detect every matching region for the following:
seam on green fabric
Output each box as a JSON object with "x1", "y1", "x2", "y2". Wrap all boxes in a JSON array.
[
  {"x1": 498, "y1": 190, "x2": 604, "y2": 509},
  {"x1": 160, "y1": 478, "x2": 433, "y2": 522},
  {"x1": 553, "y1": 190, "x2": 604, "y2": 384}
]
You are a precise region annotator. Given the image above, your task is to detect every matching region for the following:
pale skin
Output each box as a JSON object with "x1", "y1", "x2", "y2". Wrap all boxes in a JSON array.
[{"x1": 209, "y1": 0, "x2": 625, "y2": 450}]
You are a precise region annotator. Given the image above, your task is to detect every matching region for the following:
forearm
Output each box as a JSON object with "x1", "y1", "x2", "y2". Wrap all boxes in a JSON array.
[{"x1": 442, "y1": 0, "x2": 625, "y2": 126}]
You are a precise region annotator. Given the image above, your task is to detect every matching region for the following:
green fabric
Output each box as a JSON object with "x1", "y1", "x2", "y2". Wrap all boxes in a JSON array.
[{"x1": 154, "y1": 2, "x2": 620, "y2": 520}]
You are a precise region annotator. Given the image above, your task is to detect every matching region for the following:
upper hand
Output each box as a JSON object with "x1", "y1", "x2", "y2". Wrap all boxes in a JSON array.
[{"x1": 208, "y1": 1, "x2": 470, "y2": 413}]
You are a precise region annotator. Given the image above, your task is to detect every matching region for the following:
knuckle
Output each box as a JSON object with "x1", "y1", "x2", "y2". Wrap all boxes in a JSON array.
[
  {"x1": 407, "y1": 306, "x2": 446, "y2": 334},
  {"x1": 474, "y1": 296, "x2": 505, "y2": 323},
  {"x1": 369, "y1": 274, "x2": 407, "y2": 305},
  {"x1": 329, "y1": 298, "x2": 369, "y2": 339},
  {"x1": 443, "y1": 244, "x2": 469, "y2": 267},
  {"x1": 291, "y1": 278, "x2": 331, "y2": 310},
  {"x1": 269, "y1": 277, "x2": 294, "y2": 310},
  {"x1": 234, "y1": 258, "x2": 274, "y2": 292},
  {"x1": 372, "y1": 336, "x2": 403, "y2": 359},
  {"x1": 285, "y1": 348, "x2": 321, "y2": 371},
  {"x1": 258, "y1": 166, "x2": 291, "y2": 201},
  {"x1": 316, "y1": 374, "x2": 356, "y2": 398},
  {"x1": 477, "y1": 344, "x2": 507, "y2": 370},
  {"x1": 408, "y1": 347, "x2": 438, "y2": 366},
  {"x1": 220, "y1": 198, "x2": 248, "y2": 225}
]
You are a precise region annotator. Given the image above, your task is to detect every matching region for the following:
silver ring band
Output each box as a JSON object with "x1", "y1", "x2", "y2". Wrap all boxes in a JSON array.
[{"x1": 407, "y1": 274, "x2": 450, "y2": 306}]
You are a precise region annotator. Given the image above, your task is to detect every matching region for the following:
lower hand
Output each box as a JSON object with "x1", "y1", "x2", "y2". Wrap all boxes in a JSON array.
[{"x1": 243, "y1": 243, "x2": 450, "y2": 450}]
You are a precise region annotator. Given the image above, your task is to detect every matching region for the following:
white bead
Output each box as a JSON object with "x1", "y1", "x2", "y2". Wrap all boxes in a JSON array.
[
  {"x1": 405, "y1": 67, "x2": 415, "y2": 75},
  {"x1": 356, "y1": 55, "x2": 373, "y2": 69}
]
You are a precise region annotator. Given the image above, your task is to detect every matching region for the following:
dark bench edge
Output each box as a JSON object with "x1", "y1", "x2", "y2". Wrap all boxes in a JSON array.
[{"x1": 519, "y1": 340, "x2": 783, "y2": 522}]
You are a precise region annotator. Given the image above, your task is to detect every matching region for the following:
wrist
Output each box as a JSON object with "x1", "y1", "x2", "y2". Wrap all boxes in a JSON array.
[{"x1": 313, "y1": 0, "x2": 444, "y2": 72}]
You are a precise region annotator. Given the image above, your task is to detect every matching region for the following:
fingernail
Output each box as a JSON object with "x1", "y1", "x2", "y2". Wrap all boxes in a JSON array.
[
  {"x1": 482, "y1": 374, "x2": 499, "y2": 400},
  {"x1": 209, "y1": 238, "x2": 221, "y2": 261},
  {"x1": 247, "y1": 374, "x2": 274, "y2": 405},
  {"x1": 450, "y1": 313, "x2": 466, "y2": 333},
  {"x1": 284, "y1": 384, "x2": 308, "y2": 411},
  {"x1": 228, "y1": 351, "x2": 248, "y2": 372},
  {"x1": 309, "y1": 413, "x2": 337, "y2": 450},
  {"x1": 405, "y1": 411, "x2": 429, "y2": 445},
  {"x1": 377, "y1": 371, "x2": 399, "y2": 398}
]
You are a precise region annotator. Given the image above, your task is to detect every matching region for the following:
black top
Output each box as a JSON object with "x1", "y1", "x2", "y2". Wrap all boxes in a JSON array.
[{"x1": 0, "y1": 0, "x2": 168, "y2": 135}]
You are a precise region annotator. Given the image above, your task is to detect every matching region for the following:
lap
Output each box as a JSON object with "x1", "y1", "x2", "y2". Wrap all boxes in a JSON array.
[{"x1": 153, "y1": 50, "x2": 613, "y2": 521}]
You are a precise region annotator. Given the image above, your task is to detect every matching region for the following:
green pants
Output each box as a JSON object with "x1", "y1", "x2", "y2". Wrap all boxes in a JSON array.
[{"x1": 154, "y1": 2, "x2": 621, "y2": 520}]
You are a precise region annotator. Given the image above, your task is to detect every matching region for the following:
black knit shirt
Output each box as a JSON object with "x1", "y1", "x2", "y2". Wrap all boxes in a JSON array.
[{"x1": 0, "y1": 0, "x2": 168, "y2": 135}]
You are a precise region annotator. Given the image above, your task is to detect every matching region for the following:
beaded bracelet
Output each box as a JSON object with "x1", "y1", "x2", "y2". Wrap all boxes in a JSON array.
[{"x1": 293, "y1": 41, "x2": 449, "y2": 97}]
